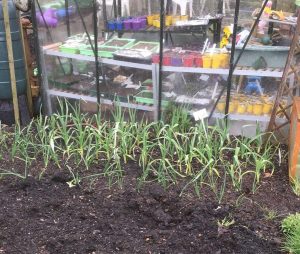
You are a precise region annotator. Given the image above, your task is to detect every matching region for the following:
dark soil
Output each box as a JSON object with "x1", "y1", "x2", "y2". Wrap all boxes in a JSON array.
[
  {"x1": 0, "y1": 157, "x2": 299, "y2": 254},
  {"x1": 105, "y1": 40, "x2": 131, "y2": 47},
  {"x1": 131, "y1": 42, "x2": 158, "y2": 51}
]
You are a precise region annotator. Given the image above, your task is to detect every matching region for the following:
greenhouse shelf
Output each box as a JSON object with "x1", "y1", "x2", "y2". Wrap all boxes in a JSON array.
[
  {"x1": 213, "y1": 112, "x2": 286, "y2": 124},
  {"x1": 43, "y1": 49, "x2": 153, "y2": 70},
  {"x1": 162, "y1": 66, "x2": 284, "y2": 78},
  {"x1": 43, "y1": 49, "x2": 284, "y2": 78},
  {"x1": 48, "y1": 89, "x2": 155, "y2": 112}
]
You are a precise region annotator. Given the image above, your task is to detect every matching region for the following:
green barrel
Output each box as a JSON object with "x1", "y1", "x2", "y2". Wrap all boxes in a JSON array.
[{"x1": 0, "y1": 0, "x2": 27, "y2": 100}]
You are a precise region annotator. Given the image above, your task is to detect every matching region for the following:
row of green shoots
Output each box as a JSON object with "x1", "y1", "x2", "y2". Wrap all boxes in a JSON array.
[{"x1": 0, "y1": 100, "x2": 282, "y2": 203}]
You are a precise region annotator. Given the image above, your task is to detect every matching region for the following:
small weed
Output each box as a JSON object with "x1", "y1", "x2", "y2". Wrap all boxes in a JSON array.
[
  {"x1": 291, "y1": 178, "x2": 300, "y2": 197},
  {"x1": 263, "y1": 208, "x2": 279, "y2": 221},
  {"x1": 218, "y1": 216, "x2": 235, "y2": 228},
  {"x1": 217, "y1": 216, "x2": 235, "y2": 236}
]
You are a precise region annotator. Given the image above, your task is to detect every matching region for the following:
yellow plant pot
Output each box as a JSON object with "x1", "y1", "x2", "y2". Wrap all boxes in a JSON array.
[
  {"x1": 229, "y1": 100, "x2": 238, "y2": 113},
  {"x1": 220, "y1": 53, "x2": 229, "y2": 68},
  {"x1": 152, "y1": 14, "x2": 160, "y2": 20},
  {"x1": 181, "y1": 15, "x2": 189, "y2": 21},
  {"x1": 263, "y1": 103, "x2": 273, "y2": 115},
  {"x1": 147, "y1": 15, "x2": 154, "y2": 26},
  {"x1": 153, "y1": 20, "x2": 160, "y2": 28},
  {"x1": 253, "y1": 103, "x2": 263, "y2": 115},
  {"x1": 165, "y1": 16, "x2": 172, "y2": 26},
  {"x1": 172, "y1": 15, "x2": 181, "y2": 25},
  {"x1": 212, "y1": 54, "x2": 222, "y2": 69},
  {"x1": 247, "y1": 103, "x2": 253, "y2": 114},
  {"x1": 237, "y1": 103, "x2": 247, "y2": 114},
  {"x1": 217, "y1": 101, "x2": 226, "y2": 113},
  {"x1": 202, "y1": 54, "x2": 212, "y2": 68}
]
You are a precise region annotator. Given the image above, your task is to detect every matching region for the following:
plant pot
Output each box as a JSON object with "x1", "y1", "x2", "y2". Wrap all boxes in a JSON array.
[{"x1": 182, "y1": 55, "x2": 194, "y2": 67}]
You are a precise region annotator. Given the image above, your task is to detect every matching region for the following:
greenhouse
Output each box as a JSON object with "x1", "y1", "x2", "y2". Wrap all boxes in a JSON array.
[{"x1": 1, "y1": 0, "x2": 300, "y2": 253}]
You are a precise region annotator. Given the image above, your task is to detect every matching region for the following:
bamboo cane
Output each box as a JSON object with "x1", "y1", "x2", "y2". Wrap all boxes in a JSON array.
[{"x1": 2, "y1": 0, "x2": 20, "y2": 125}]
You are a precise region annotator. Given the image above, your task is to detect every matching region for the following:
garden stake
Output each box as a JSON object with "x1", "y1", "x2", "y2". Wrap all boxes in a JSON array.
[{"x1": 2, "y1": 0, "x2": 20, "y2": 125}]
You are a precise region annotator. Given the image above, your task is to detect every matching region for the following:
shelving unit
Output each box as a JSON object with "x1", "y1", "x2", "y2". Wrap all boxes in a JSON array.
[{"x1": 42, "y1": 47, "x2": 285, "y2": 122}]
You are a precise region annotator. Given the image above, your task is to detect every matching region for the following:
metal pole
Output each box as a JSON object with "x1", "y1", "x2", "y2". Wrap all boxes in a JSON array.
[
  {"x1": 2, "y1": 0, "x2": 20, "y2": 124},
  {"x1": 103, "y1": 0, "x2": 108, "y2": 32},
  {"x1": 157, "y1": 0, "x2": 165, "y2": 121},
  {"x1": 117, "y1": 0, "x2": 122, "y2": 17},
  {"x1": 31, "y1": 0, "x2": 44, "y2": 112},
  {"x1": 113, "y1": 0, "x2": 117, "y2": 18},
  {"x1": 64, "y1": 0, "x2": 72, "y2": 74},
  {"x1": 268, "y1": 0, "x2": 277, "y2": 35},
  {"x1": 65, "y1": 0, "x2": 71, "y2": 37},
  {"x1": 73, "y1": 0, "x2": 95, "y2": 53},
  {"x1": 218, "y1": 0, "x2": 223, "y2": 14},
  {"x1": 93, "y1": 0, "x2": 101, "y2": 111},
  {"x1": 224, "y1": 0, "x2": 240, "y2": 122}
]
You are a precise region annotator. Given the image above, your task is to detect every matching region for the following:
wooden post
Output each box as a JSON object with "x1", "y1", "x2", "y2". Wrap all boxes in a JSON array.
[
  {"x1": 2, "y1": 0, "x2": 20, "y2": 125},
  {"x1": 19, "y1": 17, "x2": 33, "y2": 117}
]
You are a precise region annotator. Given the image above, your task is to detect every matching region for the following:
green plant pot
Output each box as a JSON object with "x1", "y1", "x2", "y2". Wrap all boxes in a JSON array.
[{"x1": 134, "y1": 90, "x2": 168, "y2": 107}]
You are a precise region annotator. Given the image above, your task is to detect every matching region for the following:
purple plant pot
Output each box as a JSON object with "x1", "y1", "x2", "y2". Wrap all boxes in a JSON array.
[
  {"x1": 140, "y1": 18, "x2": 147, "y2": 29},
  {"x1": 171, "y1": 56, "x2": 183, "y2": 67},
  {"x1": 124, "y1": 20, "x2": 132, "y2": 30},
  {"x1": 37, "y1": 9, "x2": 58, "y2": 28},
  {"x1": 132, "y1": 19, "x2": 141, "y2": 30}
]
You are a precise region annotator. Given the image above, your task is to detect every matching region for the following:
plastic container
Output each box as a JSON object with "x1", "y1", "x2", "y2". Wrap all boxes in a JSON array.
[
  {"x1": 163, "y1": 55, "x2": 172, "y2": 66},
  {"x1": 172, "y1": 15, "x2": 181, "y2": 25},
  {"x1": 253, "y1": 103, "x2": 263, "y2": 115},
  {"x1": 202, "y1": 54, "x2": 212, "y2": 68},
  {"x1": 217, "y1": 101, "x2": 226, "y2": 113},
  {"x1": 152, "y1": 54, "x2": 160, "y2": 64},
  {"x1": 226, "y1": 44, "x2": 289, "y2": 68},
  {"x1": 263, "y1": 103, "x2": 273, "y2": 114},
  {"x1": 194, "y1": 54, "x2": 203, "y2": 67},
  {"x1": 237, "y1": 103, "x2": 247, "y2": 114},
  {"x1": 147, "y1": 15, "x2": 154, "y2": 25},
  {"x1": 153, "y1": 19, "x2": 160, "y2": 28},
  {"x1": 152, "y1": 14, "x2": 160, "y2": 20},
  {"x1": 134, "y1": 90, "x2": 169, "y2": 107},
  {"x1": 116, "y1": 21, "x2": 123, "y2": 31},
  {"x1": 182, "y1": 55, "x2": 194, "y2": 67},
  {"x1": 165, "y1": 15, "x2": 172, "y2": 26},
  {"x1": 171, "y1": 56, "x2": 182, "y2": 66},
  {"x1": 107, "y1": 20, "x2": 116, "y2": 31},
  {"x1": 140, "y1": 18, "x2": 147, "y2": 29},
  {"x1": 129, "y1": 41, "x2": 159, "y2": 52},
  {"x1": 132, "y1": 19, "x2": 141, "y2": 30},
  {"x1": 212, "y1": 54, "x2": 222, "y2": 69},
  {"x1": 123, "y1": 19, "x2": 132, "y2": 30},
  {"x1": 181, "y1": 15, "x2": 188, "y2": 21},
  {"x1": 220, "y1": 53, "x2": 229, "y2": 68},
  {"x1": 247, "y1": 103, "x2": 253, "y2": 114}
]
